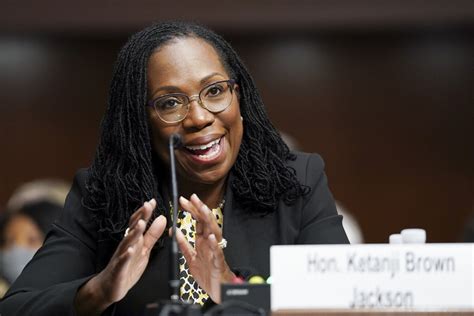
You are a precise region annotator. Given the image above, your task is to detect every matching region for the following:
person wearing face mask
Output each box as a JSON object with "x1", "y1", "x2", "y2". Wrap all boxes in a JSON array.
[
  {"x1": 0, "y1": 200, "x2": 63, "y2": 295},
  {"x1": 0, "y1": 213, "x2": 42, "y2": 286},
  {"x1": 0, "y1": 22, "x2": 349, "y2": 315}
]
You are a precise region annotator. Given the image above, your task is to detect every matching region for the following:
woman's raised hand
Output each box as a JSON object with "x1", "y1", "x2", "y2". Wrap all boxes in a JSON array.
[
  {"x1": 176, "y1": 194, "x2": 235, "y2": 304},
  {"x1": 75, "y1": 199, "x2": 167, "y2": 315}
]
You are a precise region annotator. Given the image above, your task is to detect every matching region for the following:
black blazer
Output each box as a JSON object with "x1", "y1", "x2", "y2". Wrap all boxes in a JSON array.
[{"x1": 0, "y1": 152, "x2": 348, "y2": 315}]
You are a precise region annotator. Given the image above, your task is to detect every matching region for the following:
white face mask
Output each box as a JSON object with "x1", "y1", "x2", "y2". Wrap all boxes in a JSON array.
[{"x1": 0, "y1": 246, "x2": 36, "y2": 284}]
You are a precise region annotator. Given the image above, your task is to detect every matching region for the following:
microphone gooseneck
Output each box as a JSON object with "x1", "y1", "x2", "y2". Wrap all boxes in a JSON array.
[{"x1": 169, "y1": 133, "x2": 182, "y2": 302}]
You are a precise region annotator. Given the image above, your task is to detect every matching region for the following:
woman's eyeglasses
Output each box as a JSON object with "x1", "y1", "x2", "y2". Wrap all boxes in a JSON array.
[{"x1": 147, "y1": 79, "x2": 236, "y2": 123}]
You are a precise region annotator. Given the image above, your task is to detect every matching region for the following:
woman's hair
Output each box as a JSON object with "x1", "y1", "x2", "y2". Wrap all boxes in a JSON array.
[{"x1": 84, "y1": 21, "x2": 308, "y2": 239}]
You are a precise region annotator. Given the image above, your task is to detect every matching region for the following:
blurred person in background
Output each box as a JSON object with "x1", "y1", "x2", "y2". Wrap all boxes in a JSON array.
[
  {"x1": 335, "y1": 201, "x2": 364, "y2": 244},
  {"x1": 6, "y1": 179, "x2": 70, "y2": 213},
  {"x1": 0, "y1": 179, "x2": 69, "y2": 297}
]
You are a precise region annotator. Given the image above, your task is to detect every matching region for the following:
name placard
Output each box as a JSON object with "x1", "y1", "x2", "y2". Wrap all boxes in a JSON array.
[{"x1": 270, "y1": 244, "x2": 474, "y2": 311}]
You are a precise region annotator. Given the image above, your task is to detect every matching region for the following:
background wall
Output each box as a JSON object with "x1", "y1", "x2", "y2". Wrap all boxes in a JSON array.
[{"x1": 1, "y1": 0, "x2": 473, "y2": 242}]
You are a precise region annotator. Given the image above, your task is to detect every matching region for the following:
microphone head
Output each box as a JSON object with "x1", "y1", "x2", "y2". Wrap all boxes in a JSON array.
[{"x1": 169, "y1": 133, "x2": 182, "y2": 149}]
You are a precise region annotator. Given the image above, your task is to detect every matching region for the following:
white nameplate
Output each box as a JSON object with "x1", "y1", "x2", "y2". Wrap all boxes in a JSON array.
[{"x1": 270, "y1": 244, "x2": 474, "y2": 311}]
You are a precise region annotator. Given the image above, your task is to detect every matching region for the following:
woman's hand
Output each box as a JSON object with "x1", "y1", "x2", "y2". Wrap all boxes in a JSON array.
[
  {"x1": 74, "y1": 199, "x2": 167, "y2": 316},
  {"x1": 176, "y1": 194, "x2": 235, "y2": 304}
]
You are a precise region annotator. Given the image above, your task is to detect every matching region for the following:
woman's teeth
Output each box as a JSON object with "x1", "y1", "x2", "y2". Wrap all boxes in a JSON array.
[
  {"x1": 185, "y1": 138, "x2": 220, "y2": 151},
  {"x1": 184, "y1": 137, "x2": 222, "y2": 159}
]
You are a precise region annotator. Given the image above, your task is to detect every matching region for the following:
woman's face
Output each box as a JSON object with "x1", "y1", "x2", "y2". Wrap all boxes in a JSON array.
[
  {"x1": 2, "y1": 214, "x2": 44, "y2": 250},
  {"x1": 147, "y1": 37, "x2": 243, "y2": 187}
]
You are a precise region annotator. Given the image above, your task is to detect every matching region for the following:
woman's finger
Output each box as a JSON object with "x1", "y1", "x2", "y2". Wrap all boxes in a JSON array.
[
  {"x1": 127, "y1": 199, "x2": 156, "y2": 229},
  {"x1": 190, "y1": 194, "x2": 212, "y2": 224},
  {"x1": 175, "y1": 229, "x2": 196, "y2": 262},
  {"x1": 180, "y1": 195, "x2": 213, "y2": 224},
  {"x1": 112, "y1": 236, "x2": 144, "y2": 279},
  {"x1": 128, "y1": 206, "x2": 144, "y2": 228},
  {"x1": 143, "y1": 215, "x2": 167, "y2": 251},
  {"x1": 208, "y1": 234, "x2": 226, "y2": 270},
  {"x1": 195, "y1": 219, "x2": 204, "y2": 237},
  {"x1": 179, "y1": 196, "x2": 207, "y2": 236},
  {"x1": 189, "y1": 194, "x2": 222, "y2": 238},
  {"x1": 116, "y1": 219, "x2": 146, "y2": 254},
  {"x1": 179, "y1": 196, "x2": 202, "y2": 222},
  {"x1": 180, "y1": 194, "x2": 223, "y2": 240},
  {"x1": 137, "y1": 200, "x2": 154, "y2": 225}
]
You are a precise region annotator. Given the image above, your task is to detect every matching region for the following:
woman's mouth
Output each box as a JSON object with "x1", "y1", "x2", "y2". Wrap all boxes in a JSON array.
[{"x1": 183, "y1": 137, "x2": 223, "y2": 161}]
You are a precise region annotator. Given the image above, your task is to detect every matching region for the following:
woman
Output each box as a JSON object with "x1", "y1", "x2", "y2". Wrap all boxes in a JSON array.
[
  {"x1": 0, "y1": 210, "x2": 45, "y2": 297},
  {"x1": 0, "y1": 22, "x2": 348, "y2": 315},
  {"x1": 0, "y1": 200, "x2": 63, "y2": 287},
  {"x1": 0, "y1": 181, "x2": 68, "y2": 298}
]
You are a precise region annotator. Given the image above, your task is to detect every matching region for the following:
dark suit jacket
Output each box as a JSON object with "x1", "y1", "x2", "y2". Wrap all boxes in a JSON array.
[{"x1": 0, "y1": 152, "x2": 348, "y2": 315}]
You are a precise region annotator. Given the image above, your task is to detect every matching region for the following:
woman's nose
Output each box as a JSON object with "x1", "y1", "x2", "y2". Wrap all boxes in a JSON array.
[{"x1": 182, "y1": 98, "x2": 215, "y2": 130}]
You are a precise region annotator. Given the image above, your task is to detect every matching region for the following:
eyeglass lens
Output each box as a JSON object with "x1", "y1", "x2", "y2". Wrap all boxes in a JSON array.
[{"x1": 153, "y1": 80, "x2": 233, "y2": 123}]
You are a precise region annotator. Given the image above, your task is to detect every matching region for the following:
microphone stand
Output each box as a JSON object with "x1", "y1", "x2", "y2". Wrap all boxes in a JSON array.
[
  {"x1": 145, "y1": 134, "x2": 201, "y2": 316},
  {"x1": 169, "y1": 133, "x2": 181, "y2": 302}
]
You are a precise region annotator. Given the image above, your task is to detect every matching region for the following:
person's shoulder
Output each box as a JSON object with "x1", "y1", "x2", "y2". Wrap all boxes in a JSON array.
[
  {"x1": 288, "y1": 151, "x2": 324, "y2": 167},
  {"x1": 57, "y1": 168, "x2": 96, "y2": 234},
  {"x1": 286, "y1": 151, "x2": 325, "y2": 183},
  {"x1": 72, "y1": 168, "x2": 91, "y2": 192}
]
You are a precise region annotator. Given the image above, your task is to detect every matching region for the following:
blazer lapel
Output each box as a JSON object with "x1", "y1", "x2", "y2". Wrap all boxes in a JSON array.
[{"x1": 221, "y1": 175, "x2": 278, "y2": 278}]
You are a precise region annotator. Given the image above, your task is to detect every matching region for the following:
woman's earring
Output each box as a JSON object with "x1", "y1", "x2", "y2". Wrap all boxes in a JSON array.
[{"x1": 240, "y1": 116, "x2": 243, "y2": 121}]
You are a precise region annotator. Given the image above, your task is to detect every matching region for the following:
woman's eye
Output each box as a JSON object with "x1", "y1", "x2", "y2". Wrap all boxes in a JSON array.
[
  {"x1": 156, "y1": 98, "x2": 182, "y2": 110},
  {"x1": 206, "y1": 84, "x2": 224, "y2": 97}
]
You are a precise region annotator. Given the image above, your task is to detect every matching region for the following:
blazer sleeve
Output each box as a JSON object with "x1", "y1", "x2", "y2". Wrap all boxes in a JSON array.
[
  {"x1": 0, "y1": 169, "x2": 99, "y2": 316},
  {"x1": 296, "y1": 154, "x2": 349, "y2": 244}
]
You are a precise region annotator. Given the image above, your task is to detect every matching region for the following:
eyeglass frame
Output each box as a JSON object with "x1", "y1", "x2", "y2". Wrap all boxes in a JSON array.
[{"x1": 147, "y1": 79, "x2": 237, "y2": 123}]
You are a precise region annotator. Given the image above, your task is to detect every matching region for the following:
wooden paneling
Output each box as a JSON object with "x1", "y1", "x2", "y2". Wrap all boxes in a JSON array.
[{"x1": 1, "y1": 0, "x2": 473, "y2": 34}]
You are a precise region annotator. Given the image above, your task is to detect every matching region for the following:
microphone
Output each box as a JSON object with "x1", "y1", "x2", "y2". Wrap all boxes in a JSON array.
[
  {"x1": 144, "y1": 134, "x2": 201, "y2": 315},
  {"x1": 170, "y1": 133, "x2": 183, "y2": 149},
  {"x1": 169, "y1": 133, "x2": 182, "y2": 302}
]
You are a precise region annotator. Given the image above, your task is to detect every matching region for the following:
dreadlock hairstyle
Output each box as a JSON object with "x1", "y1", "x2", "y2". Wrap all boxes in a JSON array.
[{"x1": 84, "y1": 21, "x2": 309, "y2": 240}]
